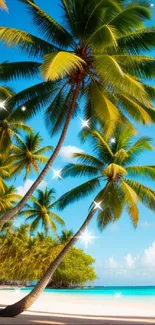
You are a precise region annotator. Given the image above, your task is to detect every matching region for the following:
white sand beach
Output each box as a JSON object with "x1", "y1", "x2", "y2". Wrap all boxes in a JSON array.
[{"x1": 0, "y1": 290, "x2": 155, "y2": 324}]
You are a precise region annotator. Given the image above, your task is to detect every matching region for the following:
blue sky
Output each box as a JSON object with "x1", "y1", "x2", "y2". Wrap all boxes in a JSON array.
[{"x1": 1, "y1": 0, "x2": 155, "y2": 286}]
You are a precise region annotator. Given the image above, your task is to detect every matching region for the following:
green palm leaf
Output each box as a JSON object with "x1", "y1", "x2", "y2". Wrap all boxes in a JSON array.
[
  {"x1": 0, "y1": 61, "x2": 40, "y2": 81},
  {"x1": 62, "y1": 163, "x2": 99, "y2": 178},
  {"x1": 120, "y1": 180, "x2": 139, "y2": 227},
  {"x1": 58, "y1": 177, "x2": 101, "y2": 210},
  {"x1": 127, "y1": 165, "x2": 155, "y2": 180},
  {"x1": 20, "y1": 0, "x2": 73, "y2": 47},
  {"x1": 41, "y1": 52, "x2": 85, "y2": 81},
  {"x1": 0, "y1": 27, "x2": 57, "y2": 57},
  {"x1": 125, "y1": 178, "x2": 155, "y2": 212}
]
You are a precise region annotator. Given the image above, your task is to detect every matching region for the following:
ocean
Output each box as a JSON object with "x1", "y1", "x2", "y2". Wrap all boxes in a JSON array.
[{"x1": 20, "y1": 286, "x2": 155, "y2": 298}]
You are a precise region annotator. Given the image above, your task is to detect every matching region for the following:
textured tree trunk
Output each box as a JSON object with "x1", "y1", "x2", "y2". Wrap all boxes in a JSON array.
[
  {"x1": 0, "y1": 209, "x2": 95, "y2": 317},
  {"x1": 0, "y1": 82, "x2": 81, "y2": 228}
]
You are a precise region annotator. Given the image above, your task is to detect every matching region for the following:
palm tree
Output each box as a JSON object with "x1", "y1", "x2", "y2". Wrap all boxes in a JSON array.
[
  {"x1": 10, "y1": 132, "x2": 53, "y2": 180},
  {"x1": 21, "y1": 188, "x2": 64, "y2": 235},
  {"x1": 1, "y1": 0, "x2": 155, "y2": 225},
  {"x1": 59, "y1": 229, "x2": 74, "y2": 244},
  {"x1": 1, "y1": 125, "x2": 155, "y2": 317},
  {"x1": 0, "y1": 0, "x2": 8, "y2": 11},
  {"x1": 0, "y1": 184, "x2": 21, "y2": 215},
  {"x1": 0, "y1": 154, "x2": 14, "y2": 192},
  {"x1": 0, "y1": 86, "x2": 32, "y2": 155}
]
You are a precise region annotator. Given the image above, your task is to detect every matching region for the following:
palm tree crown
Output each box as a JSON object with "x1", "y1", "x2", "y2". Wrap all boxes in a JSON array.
[
  {"x1": 21, "y1": 188, "x2": 65, "y2": 235},
  {"x1": 0, "y1": 0, "x2": 155, "y2": 134},
  {"x1": 58, "y1": 126, "x2": 155, "y2": 228},
  {"x1": 10, "y1": 132, "x2": 53, "y2": 180}
]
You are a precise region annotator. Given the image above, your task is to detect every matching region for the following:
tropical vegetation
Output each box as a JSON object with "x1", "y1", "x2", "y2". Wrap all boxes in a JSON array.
[
  {"x1": 2, "y1": 124, "x2": 155, "y2": 317},
  {"x1": 0, "y1": 0, "x2": 155, "y2": 319},
  {"x1": 1, "y1": 0, "x2": 155, "y2": 224},
  {"x1": 0, "y1": 225, "x2": 96, "y2": 287}
]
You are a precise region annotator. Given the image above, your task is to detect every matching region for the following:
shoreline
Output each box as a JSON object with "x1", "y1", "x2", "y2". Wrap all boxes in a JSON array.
[
  {"x1": 0, "y1": 290, "x2": 155, "y2": 324},
  {"x1": 0, "y1": 290, "x2": 155, "y2": 317}
]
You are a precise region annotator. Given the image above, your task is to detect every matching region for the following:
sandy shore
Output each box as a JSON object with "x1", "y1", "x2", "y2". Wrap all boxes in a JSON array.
[{"x1": 0, "y1": 290, "x2": 155, "y2": 324}]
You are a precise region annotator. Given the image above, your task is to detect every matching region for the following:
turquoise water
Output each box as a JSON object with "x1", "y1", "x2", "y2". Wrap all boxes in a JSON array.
[{"x1": 20, "y1": 286, "x2": 155, "y2": 297}]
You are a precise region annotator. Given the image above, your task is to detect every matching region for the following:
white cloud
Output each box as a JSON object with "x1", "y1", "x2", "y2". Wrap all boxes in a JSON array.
[
  {"x1": 107, "y1": 257, "x2": 121, "y2": 269},
  {"x1": 59, "y1": 145, "x2": 84, "y2": 162},
  {"x1": 124, "y1": 253, "x2": 135, "y2": 269},
  {"x1": 17, "y1": 179, "x2": 47, "y2": 196},
  {"x1": 102, "y1": 242, "x2": 155, "y2": 281},
  {"x1": 17, "y1": 179, "x2": 33, "y2": 196},
  {"x1": 143, "y1": 241, "x2": 155, "y2": 268}
]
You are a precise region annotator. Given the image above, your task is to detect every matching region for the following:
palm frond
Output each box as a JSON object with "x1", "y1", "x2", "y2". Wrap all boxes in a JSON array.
[
  {"x1": 113, "y1": 55, "x2": 155, "y2": 79},
  {"x1": 120, "y1": 180, "x2": 139, "y2": 227},
  {"x1": 73, "y1": 152, "x2": 104, "y2": 169},
  {"x1": 62, "y1": 163, "x2": 99, "y2": 178},
  {"x1": 89, "y1": 83, "x2": 120, "y2": 134},
  {"x1": 94, "y1": 54, "x2": 124, "y2": 86},
  {"x1": 0, "y1": 27, "x2": 57, "y2": 57},
  {"x1": 19, "y1": 0, "x2": 73, "y2": 47},
  {"x1": 125, "y1": 178, "x2": 155, "y2": 212},
  {"x1": 58, "y1": 177, "x2": 101, "y2": 210},
  {"x1": 109, "y1": 4, "x2": 151, "y2": 32},
  {"x1": 125, "y1": 137, "x2": 153, "y2": 164},
  {"x1": 87, "y1": 24, "x2": 118, "y2": 50},
  {"x1": 0, "y1": 0, "x2": 8, "y2": 11},
  {"x1": 0, "y1": 61, "x2": 40, "y2": 81},
  {"x1": 118, "y1": 95, "x2": 152, "y2": 124},
  {"x1": 41, "y1": 51, "x2": 85, "y2": 81},
  {"x1": 116, "y1": 27, "x2": 155, "y2": 54},
  {"x1": 49, "y1": 212, "x2": 65, "y2": 226},
  {"x1": 127, "y1": 165, "x2": 155, "y2": 180}
]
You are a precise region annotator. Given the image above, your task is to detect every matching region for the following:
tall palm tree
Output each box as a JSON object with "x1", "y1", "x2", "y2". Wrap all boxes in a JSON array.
[
  {"x1": 0, "y1": 0, "x2": 8, "y2": 11},
  {"x1": 1, "y1": 125, "x2": 155, "y2": 317},
  {"x1": 1, "y1": 0, "x2": 155, "y2": 225},
  {"x1": 21, "y1": 188, "x2": 64, "y2": 235},
  {"x1": 10, "y1": 132, "x2": 53, "y2": 180}
]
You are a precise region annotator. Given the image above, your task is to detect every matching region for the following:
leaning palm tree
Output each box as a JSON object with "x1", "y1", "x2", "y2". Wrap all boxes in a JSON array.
[
  {"x1": 21, "y1": 188, "x2": 64, "y2": 235},
  {"x1": 1, "y1": 0, "x2": 155, "y2": 225},
  {"x1": 1, "y1": 125, "x2": 155, "y2": 317},
  {"x1": 10, "y1": 132, "x2": 53, "y2": 180},
  {"x1": 0, "y1": 0, "x2": 8, "y2": 11}
]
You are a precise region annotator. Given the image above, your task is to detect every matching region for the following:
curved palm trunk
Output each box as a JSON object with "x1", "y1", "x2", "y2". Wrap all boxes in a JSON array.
[
  {"x1": 0, "y1": 209, "x2": 95, "y2": 317},
  {"x1": 0, "y1": 82, "x2": 81, "y2": 228}
]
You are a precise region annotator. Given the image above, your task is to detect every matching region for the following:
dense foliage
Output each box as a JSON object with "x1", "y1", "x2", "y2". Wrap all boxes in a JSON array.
[
  {"x1": 0, "y1": 0, "x2": 155, "y2": 317},
  {"x1": 0, "y1": 226, "x2": 97, "y2": 287}
]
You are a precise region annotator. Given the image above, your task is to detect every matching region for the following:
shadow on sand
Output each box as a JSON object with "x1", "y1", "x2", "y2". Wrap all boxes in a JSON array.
[{"x1": 0, "y1": 305, "x2": 155, "y2": 324}]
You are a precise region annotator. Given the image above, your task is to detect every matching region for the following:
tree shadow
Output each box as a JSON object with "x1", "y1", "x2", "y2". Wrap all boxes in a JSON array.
[{"x1": 0, "y1": 307, "x2": 155, "y2": 325}]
